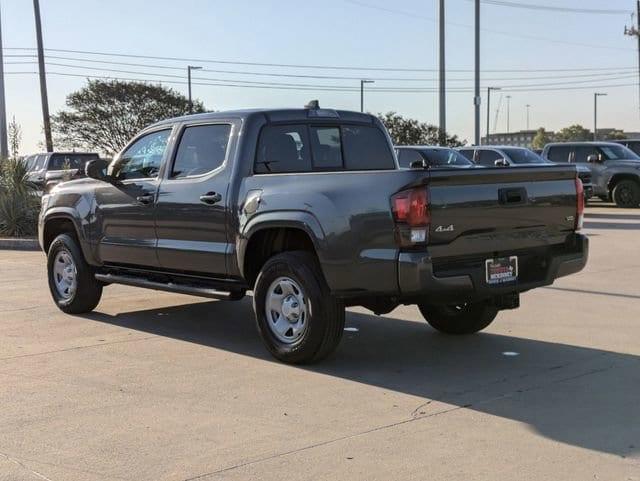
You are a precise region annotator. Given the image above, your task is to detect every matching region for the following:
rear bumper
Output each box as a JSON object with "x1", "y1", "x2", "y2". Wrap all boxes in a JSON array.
[{"x1": 398, "y1": 233, "x2": 588, "y2": 304}]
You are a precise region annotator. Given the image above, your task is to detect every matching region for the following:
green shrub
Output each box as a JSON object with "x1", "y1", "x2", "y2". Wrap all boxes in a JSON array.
[{"x1": 0, "y1": 158, "x2": 40, "y2": 237}]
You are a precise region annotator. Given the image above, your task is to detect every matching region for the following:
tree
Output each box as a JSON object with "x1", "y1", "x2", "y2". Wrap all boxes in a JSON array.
[
  {"x1": 556, "y1": 124, "x2": 592, "y2": 142},
  {"x1": 8, "y1": 116, "x2": 21, "y2": 160},
  {"x1": 531, "y1": 127, "x2": 552, "y2": 149},
  {"x1": 52, "y1": 80, "x2": 206, "y2": 155},
  {"x1": 377, "y1": 112, "x2": 465, "y2": 147},
  {"x1": 602, "y1": 129, "x2": 627, "y2": 141}
]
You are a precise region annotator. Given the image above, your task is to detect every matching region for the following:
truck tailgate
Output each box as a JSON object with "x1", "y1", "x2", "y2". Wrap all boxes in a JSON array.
[{"x1": 426, "y1": 166, "x2": 578, "y2": 258}]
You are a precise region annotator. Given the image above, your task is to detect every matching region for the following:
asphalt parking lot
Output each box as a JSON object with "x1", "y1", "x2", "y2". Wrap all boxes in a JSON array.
[{"x1": 1, "y1": 202, "x2": 639, "y2": 481}]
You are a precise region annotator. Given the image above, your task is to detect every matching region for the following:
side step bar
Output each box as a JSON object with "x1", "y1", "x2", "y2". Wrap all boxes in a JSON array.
[{"x1": 95, "y1": 273, "x2": 233, "y2": 300}]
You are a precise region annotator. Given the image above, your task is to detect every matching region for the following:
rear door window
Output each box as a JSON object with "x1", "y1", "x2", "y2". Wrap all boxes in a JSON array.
[
  {"x1": 342, "y1": 125, "x2": 394, "y2": 170},
  {"x1": 573, "y1": 146, "x2": 599, "y2": 163},
  {"x1": 397, "y1": 149, "x2": 424, "y2": 168},
  {"x1": 546, "y1": 146, "x2": 571, "y2": 163},
  {"x1": 255, "y1": 125, "x2": 311, "y2": 174},
  {"x1": 171, "y1": 124, "x2": 231, "y2": 178},
  {"x1": 476, "y1": 149, "x2": 503, "y2": 167},
  {"x1": 458, "y1": 149, "x2": 475, "y2": 161}
]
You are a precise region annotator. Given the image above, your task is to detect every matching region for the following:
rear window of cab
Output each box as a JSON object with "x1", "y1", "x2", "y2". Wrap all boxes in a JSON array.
[{"x1": 254, "y1": 123, "x2": 395, "y2": 174}]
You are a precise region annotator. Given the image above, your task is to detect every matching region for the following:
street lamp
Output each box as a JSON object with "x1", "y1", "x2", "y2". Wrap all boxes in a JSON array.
[
  {"x1": 526, "y1": 104, "x2": 531, "y2": 130},
  {"x1": 360, "y1": 80, "x2": 375, "y2": 113},
  {"x1": 594, "y1": 92, "x2": 607, "y2": 141},
  {"x1": 505, "y1": 95, "x2": 512, "y2": 133},
  {"x1": 485, "y1": 87, "x2": 501, "y2": 144},
  {"x1": 187, "y1": 65, "x2": 202, "y2": 114}
]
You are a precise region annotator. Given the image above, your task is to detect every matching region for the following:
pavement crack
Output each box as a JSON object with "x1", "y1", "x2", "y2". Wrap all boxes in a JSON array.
[{"x1": 0, "y1": 450, "x2": 54, "y2": 481}]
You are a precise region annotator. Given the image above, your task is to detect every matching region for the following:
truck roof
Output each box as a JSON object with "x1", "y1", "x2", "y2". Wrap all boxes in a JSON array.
[{"x1": 150, "y1": 108, "x2": 375, "y2": 128}]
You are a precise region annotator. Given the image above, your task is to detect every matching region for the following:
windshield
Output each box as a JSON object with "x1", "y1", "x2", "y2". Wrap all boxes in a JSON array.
[
  {"x1": 501, "y1": 148, "x2": 548, "y2": 165},
  {"x1": 421, "y1": 149, "x2": 474, "y2": 167},
  {"x1": 49, "y1": 154, "x2": 99, "y2": 170},
  {"x1": 598, "y1": 145, "x2": 640, "y2": 160}
]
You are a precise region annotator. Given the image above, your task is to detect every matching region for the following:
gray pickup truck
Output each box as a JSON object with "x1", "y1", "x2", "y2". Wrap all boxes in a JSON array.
[
  {"x1": 39, "y1": 105, "x2": 588, "y2": 364},
  {"x1": 542, "y1": 142, "x2": 640, "y2": 207}
]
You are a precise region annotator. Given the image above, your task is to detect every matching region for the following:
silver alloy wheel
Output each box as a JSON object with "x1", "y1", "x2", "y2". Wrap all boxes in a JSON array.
[
  {"x1": 265, "y1": 276, "x2": 308, "y2": 344},
  {"x1": 53, "y1": 250, "x2": 77, "y2": 300}
]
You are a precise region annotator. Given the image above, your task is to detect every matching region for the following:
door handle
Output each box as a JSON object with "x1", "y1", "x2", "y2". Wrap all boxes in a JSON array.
[
  {"x1": 200, "y1": 192, "x2": 222, "y2": 205},
  {"x1": 136, "y1": 193, "x2": 154, "y2": 204}
]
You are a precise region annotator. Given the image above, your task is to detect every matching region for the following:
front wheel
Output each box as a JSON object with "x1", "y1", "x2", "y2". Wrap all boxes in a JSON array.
[
  {"x1": 47, "y1": 233, "x2": 103, "y2": 314},
  {"x1": 611, "y1": 180, "x2": 640, "y2": 208},
  {"x1": 253, "y1": 251, "x2": 344, "y2": 364},
  {"x1": 418, "y1": 301, "x2": 498, "y2": 335}
]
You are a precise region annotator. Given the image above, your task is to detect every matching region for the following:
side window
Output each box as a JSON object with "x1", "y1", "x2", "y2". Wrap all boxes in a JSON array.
[
  {"x1": 546, "y1": 146, "x2": 570, "y2": 163},
  {"x1": 458, "y1": 149, "x2": 475, "y2": 161},
  {"x1": 112, "y1": 130, "x2": 171, "y2": 181},
  {"x1": 477, "y1": 149, "x2": 502, "y2": 166},
  {"x1": 310, "y1": 127, "x2": 343, "y2": 170},
  {"x1": 171, "y1": 124, "x2": 231, "y2": 178},
  {"x1": 255, "y1": 125, "x2": 311, "y2": 174},
  {"x1": 573, "y1": 146, "x2": 598, "y2": 163},
  {"x1": 342, "y1": 125, "x2": 395, "y2": 170},
  {"x1": 397, "y1": 149, "x2": 424, "y2": 168}
]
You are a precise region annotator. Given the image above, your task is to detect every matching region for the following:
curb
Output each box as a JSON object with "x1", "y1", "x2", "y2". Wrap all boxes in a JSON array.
[{"x1": 0, "y1": 238, "x2": 40, "y2": 251}]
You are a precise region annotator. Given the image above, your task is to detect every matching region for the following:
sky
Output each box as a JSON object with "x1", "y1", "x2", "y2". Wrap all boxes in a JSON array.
[{"x1": 2, "y1": 0, "x2": 639, "y2": 153}]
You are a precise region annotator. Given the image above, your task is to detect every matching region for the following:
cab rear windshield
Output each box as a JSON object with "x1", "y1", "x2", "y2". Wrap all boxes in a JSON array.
[
  {"x1": 255, "y1": 123, "x2": 395, "y2": 174},
  {"x1": 49, "y1": 153, "x2": 100, "y2": 170}
]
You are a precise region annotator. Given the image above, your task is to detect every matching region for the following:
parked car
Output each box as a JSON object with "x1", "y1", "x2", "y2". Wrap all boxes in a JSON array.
[
  {"x1": 542, "y1": 142, "x2": 640, "y2": 207},
  {"x1": 25, "y1": 152, "x2": 101, "y2": 191},
  {"x1": 458, "y1": 146, "x2": 593, "y2": 198},
  {"x1": 611, "y1": 139, "x2": 640, "y2": 156},
  {"x1": 39, "y1": 105, "x2": 588, "y2": 364},
  {"x1": 395, "y1": 146, "x2": 476, "y2": 169}
]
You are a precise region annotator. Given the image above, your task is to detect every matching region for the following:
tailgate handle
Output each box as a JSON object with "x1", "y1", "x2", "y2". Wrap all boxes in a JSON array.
[{"x1": 499, "y1": 187, "x2": 527, "y2": 205}]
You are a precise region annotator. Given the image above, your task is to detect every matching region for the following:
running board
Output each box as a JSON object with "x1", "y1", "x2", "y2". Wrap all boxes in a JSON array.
[{"x1": 95, "y1": 273, "x2": 233, "y2": 300}]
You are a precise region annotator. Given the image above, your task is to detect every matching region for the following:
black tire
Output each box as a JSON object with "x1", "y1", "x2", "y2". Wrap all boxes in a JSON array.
[
  {"x1": 418, "y1": 301, "x2": 498, "y2": 335},
  {"x1": 598, "y1": 195, "x2": 610, "y2": 203},
  {"x1": 47, "y1": 233, "x2": 103, "y2": 314},
  {"x1": 253, "y1": 251, "x2": 344, "y2": 364},
  {"x1": 611, "y1": 180, "x2": 640, "y2": 208}
]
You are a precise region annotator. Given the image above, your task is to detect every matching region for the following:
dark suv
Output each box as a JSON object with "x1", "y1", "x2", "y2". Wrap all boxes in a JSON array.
[
  {"x1": 25, "y1": 152, "x2": 101, "y2": 190},
  {"x1": 542, "y1": 142, "x2": 640, "y2": 207}
]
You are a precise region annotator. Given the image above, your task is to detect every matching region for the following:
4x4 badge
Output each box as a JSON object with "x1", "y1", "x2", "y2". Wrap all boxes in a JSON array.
[{"x1": 435, "y1": 225, "x2": 455, "y2": 233}]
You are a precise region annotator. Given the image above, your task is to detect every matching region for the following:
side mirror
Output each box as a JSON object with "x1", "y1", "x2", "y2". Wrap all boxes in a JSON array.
[
  {"x1": 409, "y1": 159, "x2": 428, "y2": 169},
  {"x1": 494, "y1": 158, "x2": 509, "y2": 167},
  {"x1": 85, "y1": 159, "x2": 109, "y2": 180},
  {"x1": 586, "y1": 154, "x2": 602, "y2": 163}
]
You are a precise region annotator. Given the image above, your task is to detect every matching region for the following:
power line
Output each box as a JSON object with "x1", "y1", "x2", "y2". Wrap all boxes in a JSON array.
[{"x1": 476, "y1": 0, "x2": 631, "y2": 15}]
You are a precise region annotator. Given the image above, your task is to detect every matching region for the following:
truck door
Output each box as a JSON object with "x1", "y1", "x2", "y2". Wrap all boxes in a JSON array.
[{"x1": 154, "y1": 121, "x2": 236, "y2": 276}]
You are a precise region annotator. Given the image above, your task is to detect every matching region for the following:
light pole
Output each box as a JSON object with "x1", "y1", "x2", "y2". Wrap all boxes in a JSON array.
[
  {"x1": 474, "y1": 0, "x2": 480, "y2": 145},
  {"x1": 505, "y1": 95, "x2": 512, "y2": 134},
  {"x1": 187, "y1": 66, "x2": 202, "y2": 114},
  {"x1": 0, "y1": 4, "x2": 8, "y2": 159},
  {"x1": 360, "y1": 80, "x2": 374, "y2": 113},
  {"x1": 438, "y1": 0, "x2": 446, "y2": 146},
  {"x1": 526, "y1": 104, "x2": 531, "y2": 130},
  {"x1": 594, "y1": 92, "x2": 607, "y2": 141},
  {"x1": 485, "y1": 87, "x2": 501, "y2": 144},
  {"x1": 33, "y1": 0, "x2": 52, "y2": 152}
]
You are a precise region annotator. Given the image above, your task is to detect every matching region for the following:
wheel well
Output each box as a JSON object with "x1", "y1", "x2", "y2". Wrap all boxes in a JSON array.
[
  {"x1": 244, "y1": 227, "x2": 317, "y2": 288},
  {"x1": 609, "y1": 174, "x2": 640, "y2": 192},
  {"x1": 42, "y1": 217, "x2": 77, "y2": 253}
]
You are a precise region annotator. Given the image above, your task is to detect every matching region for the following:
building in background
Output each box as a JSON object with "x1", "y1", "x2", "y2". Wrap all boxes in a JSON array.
[{"x1": 481, "y1": 130, "x2": 541, "y2": 147}]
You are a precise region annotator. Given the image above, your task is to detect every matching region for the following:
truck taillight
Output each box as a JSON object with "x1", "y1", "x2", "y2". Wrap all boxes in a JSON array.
[
  {"x1": 575, "y1": 177, "x2": 584, "y2": 231},
  {"x1": 391, "y1": 187, "x2": 430, "y2": 245}
]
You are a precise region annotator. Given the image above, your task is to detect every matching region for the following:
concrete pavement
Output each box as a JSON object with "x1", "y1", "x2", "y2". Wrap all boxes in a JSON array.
[{"x1": 0, "y1": 204, "x2": 639, "y2": 480}]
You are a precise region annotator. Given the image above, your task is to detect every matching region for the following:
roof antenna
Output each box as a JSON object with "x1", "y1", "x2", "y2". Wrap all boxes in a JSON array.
[{"x1": 305, "y1": 100, "x2": 320, "y2": 109}]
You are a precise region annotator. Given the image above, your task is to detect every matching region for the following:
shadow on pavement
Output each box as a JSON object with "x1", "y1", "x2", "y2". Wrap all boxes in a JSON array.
[
  {"x1": 84, "y1": 299, "x2": 640, "y2": 459},
  {"x1": 584, "y1": 221, "x2": 640, "y2": 230},
  {"x1": 545, "y1": 286, "x2": 640, "y2": 300}
]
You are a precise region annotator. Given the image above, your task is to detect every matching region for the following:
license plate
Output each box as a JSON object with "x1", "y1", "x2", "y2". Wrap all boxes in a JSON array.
[{"x1": 485, "y1": 256, "x2": 518, "y2": 285}]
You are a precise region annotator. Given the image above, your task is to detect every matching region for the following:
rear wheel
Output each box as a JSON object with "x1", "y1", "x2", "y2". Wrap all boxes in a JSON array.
[
  {"x1": 253, "y1": 251, "x2": 344, "y2": 364},
  {"x1": 47, "y1": 233, "x2": 103, "y2": 314},
  {"x1": 611, "y1": 180, "x2": 640, "y2": 208},
  {"x1": 418, "y1": 301, "x2": 498, "y2": 335}
]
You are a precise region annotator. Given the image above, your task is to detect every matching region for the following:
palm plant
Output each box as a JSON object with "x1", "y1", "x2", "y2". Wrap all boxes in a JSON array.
[{"x1": 0, "y1": 158, "x2": 40, "y2": 237}]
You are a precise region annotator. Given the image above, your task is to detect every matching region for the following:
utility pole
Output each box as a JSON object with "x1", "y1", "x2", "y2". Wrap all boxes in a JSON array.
[
  {"x1": 624, "y1": 1, "x2": 640, "y2": 119},
  {"x1": 506, "y1": 95, "x2": 511, "y2": 133},
  {"x1": 486, "y1": 87, "x2": 501, "y2": 144},
  {"x1": 594, "y1": 92, "x2": 607, "y2": 141},
  {"x1": 187, "y1": 65, "x2": 202, "y2": 114},
  {"x1": 438, "y1": 0, "x2": 446, "y2": 146},
  {"x1": 526, "y1": 104, "x2": 531, "y2": 130},
  {"x1": 474, "y1": 0, "x2": 481, "y2": 145},
  {"x1": 360, "y1": 79, "x2": 374, "y2": 113},
  {"x1": 0, "y1": 4, "x2": 8, "y2": 159},
  {"x1": 33, "y1": 0, "x2": 52, "y2": 152}
]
